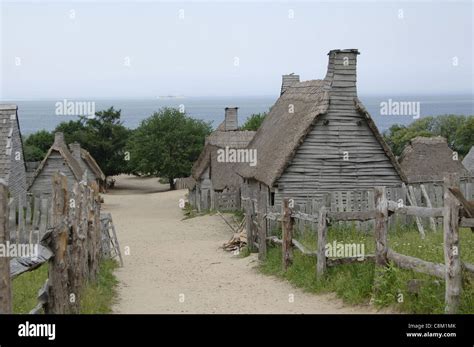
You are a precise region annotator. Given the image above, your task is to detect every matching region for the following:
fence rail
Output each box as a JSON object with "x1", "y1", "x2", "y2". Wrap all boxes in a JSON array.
[{"x1": 250, "y1": 175, "x2": 474, "y2": 314}]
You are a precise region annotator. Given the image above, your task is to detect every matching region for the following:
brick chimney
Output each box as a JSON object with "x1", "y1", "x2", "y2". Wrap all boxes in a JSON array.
[
  {"x1": 53, "y1": 132, "x2": 65, "y2": 147},
  {"x1": 224, "y1": 107, "x2": 238, "y2": 131},
  {"x1": 69, "y1": 142, "x2": 82, "y2": 162},
  {"x1": 325, "y1": 49, "x2": 359, "y2": 97},
  {"x1": 280, "y1": 73, "x2": 300, "y2": 95}
]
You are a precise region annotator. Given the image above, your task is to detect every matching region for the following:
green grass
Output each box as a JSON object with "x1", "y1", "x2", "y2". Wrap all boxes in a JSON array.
[
  {"x1": 80, "y1": 259, "x2": 119, "y2": 314},
  {"x1": 12, "y1": 259, "x2": 119, "y2": 314},
  {"x1": 12, "y1": 264, "x2": 48, "y2": 313},
  {"x1": 260, "y1": 224, "x2": 474, "y2": 313}
]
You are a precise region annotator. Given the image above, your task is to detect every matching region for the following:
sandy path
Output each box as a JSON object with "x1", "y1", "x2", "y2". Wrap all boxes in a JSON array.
[{"x1": 103, "y1": 175, "x2": 377, "y2": 314}]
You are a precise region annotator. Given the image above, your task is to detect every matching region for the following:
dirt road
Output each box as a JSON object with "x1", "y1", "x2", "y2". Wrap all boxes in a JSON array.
[{"x1": 103, "y1": 175, "x2": 376, "y2": 313}]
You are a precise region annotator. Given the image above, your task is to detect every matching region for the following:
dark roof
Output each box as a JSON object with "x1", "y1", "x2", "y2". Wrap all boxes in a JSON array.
[
  {"x1": 462, "y1": 146, "x2": 474, "y2": 176},
  {"x1": 399, "y1": 136, "x2": 469, "y2": 183},
  {"x1": 0, "y1": 105, "x2": 27, "y2": 182}
]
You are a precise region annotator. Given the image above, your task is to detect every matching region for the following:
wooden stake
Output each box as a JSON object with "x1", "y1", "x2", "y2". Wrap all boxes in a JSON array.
[
  {"x1": 316, "y1": 206, "x2": 327, "y2": 278},
  {"x1": 420, "y1": 184, "x2": 437, "y2": 232},
  {"x1": 374, "y1": 187, "x2": 388, "y2": 267},
  {"x1": 282, "y1": 198, "x2": 294, "y2": 271},
  {"x1": 258, "y1": 189, "x2": 267, "y2": 261},
  {"x1": 443, "y1": 174, "x2": 461, "y2": 314}
]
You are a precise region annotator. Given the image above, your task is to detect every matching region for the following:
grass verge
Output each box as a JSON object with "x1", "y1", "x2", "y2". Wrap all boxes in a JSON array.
[
  {"x1": 260, "y1": 224, "x2": 474, "y2": 314},
  {"x1": 12, "y1": 259, "x2": 119, "y2": 314}
]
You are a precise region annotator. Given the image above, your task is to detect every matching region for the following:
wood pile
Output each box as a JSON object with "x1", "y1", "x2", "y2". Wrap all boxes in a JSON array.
[{"x1": 221, "y1": 216, "x2": 247, "y2": 252}]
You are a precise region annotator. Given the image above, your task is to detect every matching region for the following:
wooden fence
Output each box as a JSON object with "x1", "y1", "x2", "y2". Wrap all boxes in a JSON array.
[
  {"x1": 250, "y1": 175, "x2": 474, "y2": 313},
  {"x1": 0, "y1": 172, "x2": 105, "y2": 314}
]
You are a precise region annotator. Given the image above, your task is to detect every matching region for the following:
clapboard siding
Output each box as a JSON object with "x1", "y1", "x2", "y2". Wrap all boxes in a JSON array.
[
  {"x1": 29, "y1": 153, "x2": 77, "y2": 196},
  {"x1": 9, "y1": 115, "x2": 27, "y2": 200}
]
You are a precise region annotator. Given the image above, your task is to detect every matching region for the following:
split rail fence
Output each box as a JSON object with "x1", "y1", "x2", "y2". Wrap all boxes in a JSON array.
[{"x1": 245, "y1": 175, "x2": 474, "y2": 313}]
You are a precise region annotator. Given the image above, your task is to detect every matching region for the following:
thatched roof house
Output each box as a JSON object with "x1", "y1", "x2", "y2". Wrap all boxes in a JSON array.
[
  {"x1": 190, "y1": 107, "x2": 255, "y2": 210},
  {"x1": 0, "y1": 105, "x2": 27, "y2": 201},
  {"x1": 29, "y1": 132, "x2": 84, "y2": 196},
  {"x1": 399, "y1": 136, "x2": 470, "y2": 183},
  {"x1": 463, "y1": 146, "x2": 474, "y2": 177},
  {"x1": 237, "y1": 49, "x2": 406, "y2": 206}
]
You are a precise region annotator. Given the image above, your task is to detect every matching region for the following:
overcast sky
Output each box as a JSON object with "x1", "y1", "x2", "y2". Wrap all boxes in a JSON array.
[{"x1": 1, "y1": 0, "x2": 472, "y2": 99}]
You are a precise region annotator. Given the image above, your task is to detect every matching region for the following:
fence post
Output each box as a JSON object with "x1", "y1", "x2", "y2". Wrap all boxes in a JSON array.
[
  {"x1": 443, "y1": 174, "x2": 461, "y2": 314},
  {"x1": 245, "y1": 199, "x2": 255, "y2": 252},
  {"x1": 282, "y1": 198, "x2": 293, "y2": 270},
  {"x1": 258, "y1": 189, "x2": 267, "y2": 261},
  {"x1": 316, "y1": 206, "x2": 327, "y2": 278},
  {"x1": 0, "y1": 181, "x2": 12, "y2": 313},
  {"x1": 374, "y1": 187, "x2": 388, "y2": 267},
  {"x1": 45, "y1": 173, "x2": 70, "y2": 314}
]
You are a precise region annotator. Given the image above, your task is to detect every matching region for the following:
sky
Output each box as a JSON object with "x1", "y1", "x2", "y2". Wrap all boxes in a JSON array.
[{"x1": 0, "y1": 0, "x2": 473, "y2": 99}]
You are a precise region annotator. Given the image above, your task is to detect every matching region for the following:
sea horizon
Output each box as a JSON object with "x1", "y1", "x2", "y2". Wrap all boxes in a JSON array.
[{"x1": 2, "y1": 93, "x2": 473, "y2": 135}]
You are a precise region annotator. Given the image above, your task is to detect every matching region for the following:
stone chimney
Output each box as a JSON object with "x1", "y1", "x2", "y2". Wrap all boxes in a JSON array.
[
  {"x1": 280, "y1": 73, "x2": 300, "y2": 95},
  {"x1": 224, "y1": 107, "x2": 238, "y2": 131},
  {"x1": 69, "y1": 142, "x2": 82, "y2": 162},
  {"x1": 325, "y1": 49, "x2": 359, "y2": 97},
  {"x1": 53, "y1": 132, "x2": 65, "y2": 147}
]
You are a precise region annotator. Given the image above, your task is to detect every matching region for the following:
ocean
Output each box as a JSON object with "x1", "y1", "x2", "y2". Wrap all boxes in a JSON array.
[{"x1": 3, "y1": 95, "x2": 473, "y2": 135}]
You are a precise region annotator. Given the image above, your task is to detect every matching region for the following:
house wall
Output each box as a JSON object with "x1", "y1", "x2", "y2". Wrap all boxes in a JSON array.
[
  {"x1": 275, "y1": 101, "x2": 402, "y2": 206},
  {"x1": 8, "y1": 118, "x2": 27, "y2": 201},
  {"x1": 29, "y1": 152, "x2": 78, "y2": 197}
]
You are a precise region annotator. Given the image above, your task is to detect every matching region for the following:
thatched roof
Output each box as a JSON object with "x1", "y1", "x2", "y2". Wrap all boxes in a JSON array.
[
  {"x1": 236, "y1": 80, "x2": 331, "y2": 187},
  {"x1": 399, "y1": 136, "x2": 469, "y2": 183},
  {"x1": 192, "y1": 130, "x2": 256, "y2": 190},
  {"x1": 0, "y1": 105, "x2": 27, "y2": 182},
  {"x1": 236, "y1": 50, "x2": 405, "y2": 187},
  {"x1": 28, "y1": 132, "x2": 84, "y2": 189},
  {"x1": 462, "y1": 146, "x2": 474, "y2": 176},
  {"x1": 80, "y1": 148, "x2": 106, "y2": 181}
]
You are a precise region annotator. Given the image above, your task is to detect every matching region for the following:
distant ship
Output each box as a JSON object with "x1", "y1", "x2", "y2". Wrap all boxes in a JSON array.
[{"x1": 157, "y1": 95, "x2": 186, "y2": 99}]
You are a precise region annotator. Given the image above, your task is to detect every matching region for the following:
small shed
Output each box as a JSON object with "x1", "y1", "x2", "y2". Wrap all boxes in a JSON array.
[
  {"x1": 236, "y1": 49, "x2": 406, "y2": 208},
  {"x1": 399, "y1": 136, "x2": 469, "y2": 184},
  {"x1": 69, "y1": 142, "x2": 106, "y2": 188},
  {"x1": 462, "y1": 146, "x2": 474, "y2": 177},
  {"x1": 0, "y1": 104, "x2": 27, "y2": 201},
  {"x1": 29, "y1": 132, "x2": 84, "y2": 196},
  {"x1": 190, "y1": 107, "x2": 255, "y2": 211}
]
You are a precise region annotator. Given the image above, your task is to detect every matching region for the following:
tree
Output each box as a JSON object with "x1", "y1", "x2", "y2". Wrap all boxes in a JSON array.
[
  {"x1": 240, "y1": 112, "x2": 267, "y2": 131},
  {"x1": 23, "y1": 130, "x2": 55, "y2": 161},
  {"x1": 62, "y1": 107, "x2": 131, "y2": 177},
  {"x1": 383, "y1": 115, "x2": 473, "y2": 157},
  {"x1": 127, "y1": 107, "x2": 212, "y2": 189}
]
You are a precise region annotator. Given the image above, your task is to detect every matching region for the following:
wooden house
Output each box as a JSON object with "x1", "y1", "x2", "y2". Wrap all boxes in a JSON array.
[
  {"x1": 28, "y1": 132, "x2": 84, "y2": 196},
  {"x1": 236, "y1": 49, "x2": 406, "y2": 208},
  {"x1": 399, "y1": 136, "x2": 469, "y2": 183},
  {"x1": 0, "y1": 104, "x2": 27, "y2": 201},
  {"x1": 462, "y1": 146, "x2": 474, "y2": 177},
  {"x1": 190, "y1": 107, "x2": 255, "y2": 211},
  {"x1": 69, "y1": 142, "x2": 106, "y2": 188}
]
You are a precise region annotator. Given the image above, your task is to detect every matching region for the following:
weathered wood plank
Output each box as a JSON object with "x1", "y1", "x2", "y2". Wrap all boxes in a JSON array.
[
  {"x1": 374, "y1": 187, "x2": 388, "y2": 267},
  {"x1": 443, "y1": 175, "x2": 461, "y2": 314},
  {"x1": 317, "y1": 206, "x2": 328, "y2": 278},
  {"x1": 0, "y1": 182, "x2": 12, "y2": 313},
  {"x1": 282, "y1": 198, "x2": 293, "y2": 271},
  {"x1": 387, "y1": 248, "x2": 445, "y2": 279}
]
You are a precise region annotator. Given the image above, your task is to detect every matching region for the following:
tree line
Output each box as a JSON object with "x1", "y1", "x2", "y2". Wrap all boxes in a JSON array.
[
  {"x1": 23, "y1": 108, "x2": 472, "y2": 190},
  {"x1": 23, "y1": 107, "x2": 266, "y2": 190}
]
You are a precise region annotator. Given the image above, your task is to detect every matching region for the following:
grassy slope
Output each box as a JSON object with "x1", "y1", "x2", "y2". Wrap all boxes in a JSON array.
[{"x1": 260, "y1": 224, "x2": 474, "y2": 314}]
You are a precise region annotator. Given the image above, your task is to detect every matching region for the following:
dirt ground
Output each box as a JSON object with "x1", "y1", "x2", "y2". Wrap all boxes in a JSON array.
[{"x1": 103, "y1": 175, "x2": 378, "y2": 314}]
